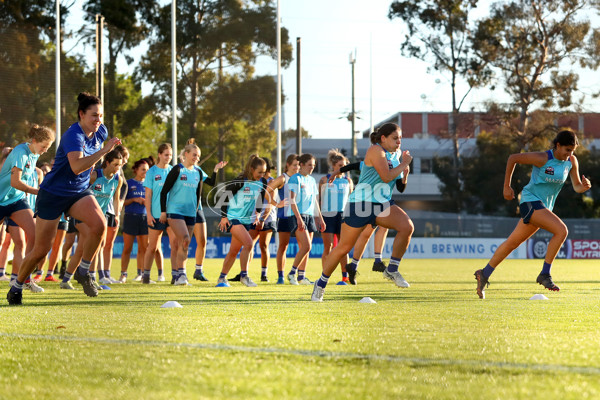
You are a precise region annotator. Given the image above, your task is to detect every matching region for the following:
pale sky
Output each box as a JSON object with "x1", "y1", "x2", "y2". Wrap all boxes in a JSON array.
[{"x1": 64, "y1": 0, "x2": 600, "y2": 141}]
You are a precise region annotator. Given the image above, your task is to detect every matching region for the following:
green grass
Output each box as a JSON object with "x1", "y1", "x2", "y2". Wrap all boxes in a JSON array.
[{"x1": 1, "y1": 258, "x2": 600, "y2": 399}]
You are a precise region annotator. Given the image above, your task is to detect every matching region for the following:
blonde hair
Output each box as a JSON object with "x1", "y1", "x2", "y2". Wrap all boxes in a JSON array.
[
  {"x1": 179, "y1": 138, "x2": 200, "y2": 162},
  {"x1": 327, "y1": 148, "x2": 345, "y2": 170},
  {"x1": 242, "y1": 154, "x2": 266, "y2": 180},
  {"x1": 29, "y1": 124, "x2": 55, "y2": 143}
]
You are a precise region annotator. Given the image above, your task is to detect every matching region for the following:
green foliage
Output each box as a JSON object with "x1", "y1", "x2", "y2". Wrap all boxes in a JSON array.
[{"x1": 121, "y1": 113, "x2": 166, "y2": 179}]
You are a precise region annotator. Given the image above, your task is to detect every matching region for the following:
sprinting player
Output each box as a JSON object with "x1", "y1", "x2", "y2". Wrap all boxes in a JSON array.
[
  {"x1": 104, "y1": 145, "x2": 129, "y2": 283},
  {"x1": 120, "y1": 158, "x2": 150, "y2": 282},
  {"x1": 215, "y1": 155, "x2": 268, "y2": 288},
  {"x1": 62, "y1": 150, "x2": 123, "y2": 290},
  {"x1": 319, "y1": 149, "x2": 353, "y2": 284},
  {"x1": 7, "y1": 92, "x2": 120, "y2": 305},
  {"x1": 474, "y1": 130, "x2": 591, "y2": 299},
  {"x1": 144, "y1": 144, "x2": 177, "y2": 284},
  {"x1": 312, "y1": 123, "x2": 413, "y2": 302},
  {"x1": 191, "y1": 156, "x2": 227, "y2": 282},
  {"x1": 263, "y1": 154, "x2": 299, "y2": 284},
  {"x1": 0, "y1": 147, "x2": 13, "y2": 281},
  {"x1": 286, "y1": 154, "x2": 326, "y2": 285},
  {"x1": 0, "y1": 125, "x2": 54, "y2": 295},
  {"x1": 160, "y1": 139, "x2": 203, "y2": 286}
]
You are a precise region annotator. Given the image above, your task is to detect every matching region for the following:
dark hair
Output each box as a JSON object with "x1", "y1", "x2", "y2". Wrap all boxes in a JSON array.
[
  {"x1": 285, "y1": 154, "x2": 299, "y2": 173},
  {"x1": 553, "y1": 130, "x2": 578, "y2": 148},
  {"x1": 28, "y1": 124, "x2": 55, "y2": 143},
  {"x1": 158, "y1": 143, "x2": 172, "y2": 154},
  {"x1": 144, "y1": 155, "x2": 156, "y2": 167},
  {"x1": 370, "y1": 123, "x2": 400, "y2": 144},
  {"x1": 102, "y1": 149, "x2": 123, "y2": 168},
  {"x1": 263, "y1": 157, "x2": 275, "y2": 170},
  {"x1": 132, "y1": 158, "x2": 149, "y2": 172},
  {"x1": 77, "y1": 92, "x2": 102, "y2": 120},
  {"x1": 115, "y1": 145, "x2": 130, "y2": 159},
  {"x1": 242, "y1": 154, "x2": 266, "y2": 180},
  {"x1": 298, "y1": 153, "x2": 315, "y2": 165}
]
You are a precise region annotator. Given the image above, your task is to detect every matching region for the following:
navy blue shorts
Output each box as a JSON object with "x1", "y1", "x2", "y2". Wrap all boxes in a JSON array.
[
  {"x1": 149, "y1": 219, "x2": 169, "y2": 231},
  {"x1": 343, "y1": 201, "x2": 394, "y2": 229},
  {"x1": 520, "y1": 201, "x2": 546, "y2": 224},
  {"x1": 168, "y1": 213, "x2": 195, "y2": 227},
  {"x1": 36, "y1": 188, "x2": 93, "y2": 221},
  {"x1": 253, "y1": 220, "x2": 277, "y2": 232},
  {"x1": 277, "y1": 216, "x2": 295, "y2": 233},
  {"x1": 291, "y1": 215, "x2": 317, "y2": 233},
  {"x1": 123, "y1": 213, "x2": 148, "y2": 236},
  {"x1": 196, "y1": 209, "x2": 206, "y2": 224},
  {"x1": 5, "y1": 217, "x2": 18, "y2": 233},
  {"x1": 0, "y1": 198, "x2": 31, "y2": 221},
  {"x1": 57, "y1": 220, "x2": 69, "y2": 231},
  {"x1": 229, "y1": 219, "x2": 255, "y2": 232},
  {"x1": 323, "y1": 212, "x2": 343, "y2": 234},
  {"x1": 105, "y1": 213, "x2": 117, "y2": 228},
  {"x1": 66, "y1": 217, "x2": 78, "y2": 234}
]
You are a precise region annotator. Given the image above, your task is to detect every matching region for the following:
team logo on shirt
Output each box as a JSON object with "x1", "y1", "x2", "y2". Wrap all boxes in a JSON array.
[
  {"x1": 545, "y1": 166, "x2": 555, "y2": 176},
  {"x1": 388, "y1": 161, "x2": 393, "y2": 169},
  {"x1": 180, "y1": 175, "x2": 187, "y2": 181},
  {"x1": 94, "y1": 183, "x2": 102, "y2": 191},
  {"x1": 244, "y1": 187, "x2": 251, "y2": 193},
  {"x1": 155, "y1": 175, "x2": 162, "y2": 181}
]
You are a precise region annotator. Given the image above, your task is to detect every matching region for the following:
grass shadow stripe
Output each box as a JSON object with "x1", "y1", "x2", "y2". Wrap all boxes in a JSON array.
[{"x1": 1, "y1": 331, "x2": 600, "y2": 376}]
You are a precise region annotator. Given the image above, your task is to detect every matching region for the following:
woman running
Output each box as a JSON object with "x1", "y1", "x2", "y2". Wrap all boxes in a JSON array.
[
  {"x1": 312, "y1": 123, "x2": 413, "y2": 302},
  {"x1": 474, "y1": 130, "x2": 591, "y2": 299},
  {"x1": 215, "y1": 155, "x2": 269, "y2": 287},
  {"x1": 7, "y1": 92, "x2": 120, "y2": 305}
]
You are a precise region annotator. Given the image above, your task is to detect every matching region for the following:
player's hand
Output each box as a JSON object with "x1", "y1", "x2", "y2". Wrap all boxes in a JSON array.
[
  {"x1": 147, "y1": 215, "x2": 155, "y2": 226},
  {"x1": 214, "y1": 161, "x2": 228, "y2": 172},
  {"x1": 581, "y1": 175, "x2": 591, "y2": 191},
  {"x1": 401, "y1": 150, "x2": 412, "y2": 165},
  {"x1": 159, "y1": 212, "x2": 167, "y2": 224},
  {"x1": 277, "y1": 199, "x2": 289, "y2": 208},
  {"x1": 219, "y1": 217, "x2": 231, "y2": 232},
  {"x1": 328, "y1": 170, "x2": 340, "y2": 184},
  {"x1": 296, "y1": 216, "x2": 306, "y2": 231},
  {"x1": 317, "y1": 217, "x2": 326, "y2": 233},
  {"x1": 105, "y1": 137, "x2": 121, "y2": 152},
  {"x1": 503, "y1": 186, "x2": 515, "y2": 200}
]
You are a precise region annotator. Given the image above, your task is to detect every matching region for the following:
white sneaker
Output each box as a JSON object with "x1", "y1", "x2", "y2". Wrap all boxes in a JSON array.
[
  {"x1": 0, "y1": 274, "x2": 10, "y2": 281},
  {"x1": 119, "y1": 275, "x2": 127, "y2": 284},
  {"x1": 99, "y1": 277, "x2": 113, "y2": 285},
  {"x1": 383, "y1": 269, "x2": 410, "y2": 288},
  {"x1": 59, "y1": 281, "x2": 76, "y2": 290},
  {"x1": 240, "y1": 276, "x2": 258, "y2": 287},
  {"x1": 24, "y1": 281, "x2": 45, "y2": 293},
  {"x1": 311, "y1": 281, "x2": 324, "y2": 302},
  {"x1": 108, "y1": 276, "x2": 122, "y2": 284},
  {"x1": 298, "y1": 278, "x2": 313, "y2": 285},
  {"x1": 287, "y1": 273, "x2": 299, "y2": 285},
  {"x1": 156, "y1": 275, "x2": 166, "y2": 282},
  {"x1": 133, "y1": 274, "x2": 143, "y2": 282},
  {"x1": 174, "y1": 275, "x2": 191, "y2": 286}
]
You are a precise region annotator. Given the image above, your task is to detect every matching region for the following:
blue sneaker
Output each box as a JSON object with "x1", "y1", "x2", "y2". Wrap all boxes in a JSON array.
[
  {"x1": 276, "y1": 276, "x2": 285, "y2": 285},
  {"x1": 193, "y1": 270, "x2": 208, "y2": 281},
  {"x1": 215, "y1": 278, "x2": 231, "y2": 288},
  {"x1": 336, "y1": 281, "x2": 348, "y2": 286}
]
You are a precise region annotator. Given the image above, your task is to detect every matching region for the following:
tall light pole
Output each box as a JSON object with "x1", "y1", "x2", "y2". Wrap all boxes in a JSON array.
[
  {"x1": 95, "y1": 14, "x2": 104, "y2": 102},
  {"x1": 276, "y1": 0, "x2": 282, "y2": 176},
  {"x1": 171, "y1": 0, "x2": 177, "y2": 163},
  {"x1": 55, "y1": 0, "x2": 61, "y2": 149},
  {"x1": 349, "y1": 50, "x2": 357, "y2": 160}
]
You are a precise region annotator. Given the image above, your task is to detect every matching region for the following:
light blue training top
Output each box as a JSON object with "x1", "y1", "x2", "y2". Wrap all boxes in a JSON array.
[
  {"x1": 349, "y1": 145, "x2": 403, "y2": 204},
  {"x1": 90, "y1": 168, "x2": 119, "y2": 214},
  {"x1": 288, "y1": 173, "x2": 318, "y2": 216},
  {"x1": 0, "y1": 143, "x2": 39, "y2": 207},
  {"x1": 144, "y1": 164, "x2": 172, "y2": 219},
  {"x1": 520, "y1": 149, "x2": 572, "y2": 211}
]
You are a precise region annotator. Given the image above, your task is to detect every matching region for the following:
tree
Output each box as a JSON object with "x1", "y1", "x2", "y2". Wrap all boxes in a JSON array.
[
  {"x1": 472, "y1": 0, "x2": 600, "y2": 149},
  {"x1": 138, "y1": 0, "x2": 293, "y2": 140}
]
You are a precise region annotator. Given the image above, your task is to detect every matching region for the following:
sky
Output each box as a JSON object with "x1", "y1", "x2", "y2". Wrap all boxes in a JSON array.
[{"x1": 63, "y1": 0, "x2": 600, "y2": 141}]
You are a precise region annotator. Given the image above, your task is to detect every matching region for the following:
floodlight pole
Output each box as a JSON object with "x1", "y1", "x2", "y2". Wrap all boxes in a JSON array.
[
  {"x1": 95, "y1": 14, "x2": 104, "y2": 103},
  {"x1": 276, "y1": 0, "x2": 282, "y2": 177},
  {"x1": 55, "y1": 0, "x2": 61, "y2": 150},
  {"x1": 296, "y1": 37, "x2": 301, "y2": 155},
  {"x1": 350, "y1": 50, "x2": 357, "y2": 160},
  {"x1": 171, "y1": 0, "x2": 177, "y2": 164}
]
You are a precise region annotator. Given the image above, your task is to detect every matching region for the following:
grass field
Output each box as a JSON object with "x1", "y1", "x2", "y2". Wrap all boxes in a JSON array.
[{"x1": 1, "y1": 258, "x2": 600, "y2": 400}]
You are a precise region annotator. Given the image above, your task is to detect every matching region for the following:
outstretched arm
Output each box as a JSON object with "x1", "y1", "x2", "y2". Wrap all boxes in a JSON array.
[{"x1": 569, "y1": 155, "x2": 592, "y2": 193}]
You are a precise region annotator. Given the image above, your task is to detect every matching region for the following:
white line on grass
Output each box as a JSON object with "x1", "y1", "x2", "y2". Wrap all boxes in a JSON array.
[{"x1": 2, "y1": 331, "x2": 599, "y2": 376}]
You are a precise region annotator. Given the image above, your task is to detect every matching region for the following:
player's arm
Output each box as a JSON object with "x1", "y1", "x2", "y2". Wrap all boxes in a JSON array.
[
  {"x1": 67, "y1": 137, "x2": 121, "y2": 175},
  {"x1": 367, "y1": 146, "x2": 412, "y2": 183},
  {"x1": 10, "y1": 167, "x2": 38, "y2": 195},
  {"x1": 503, "y1": 152, "x2": 547, "y2": 200},
  {"x1": 568, "y1": 155, "x2": 592, "y2": 193}
]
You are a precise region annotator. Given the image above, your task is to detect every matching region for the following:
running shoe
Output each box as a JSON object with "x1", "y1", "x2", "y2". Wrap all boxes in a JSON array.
[
  {"x1": 59, "y1": 281, "x2": 76, "y2": 290},
  {"x1": 347, "y1": 267, "x2": 359, "y2": 285},
  {"x1": 44, "y1": 275, "x2": 59, "y2": 282},
  {"x1": 193, "y1": 270, "x2": 208, "y2": 281},
  {"x1": 108, "y1": 276, "x2": 122, "y2": 284},
  {"x1": 372, "y1": 260, "x2": 387, "y2": 272},
  {"x1": 133, "y1": 274, "x2": 143, "y2": 282},
  {"x1": 174, "y1": 275, "x2": 191, "y2": 286},
  {"x1": 341, "y1": 276, "x2": 349, "y2": 283},
  {"x1": 99, "y1": 277, "x2": 113, "y2": 285},
  {"x1": 91, "y1": 280, "x2": 103, "y2": 291},
  {"x1": 156, "y1": 275, "x2": 166, "y2": 282},
  {"x1": 311, "y1": 281, "x2": 324, "y2": 302},
  {"x1": 74, "y1": 273, "x2": 98, "y2": 297},
  {"x1": 474, "y1": 269, "x2": 489, "y2": 299},
  {"x1": 240, "y1": 276, "x2": 258, "y2": 287},
  {"x1": 298, "y1": 278, "x2": 313, "y2": 285},
  {"x1": 7, "y1": 290, "x2": 22, "y2": 305},
  {"x1": 0, "y1": 274, "x2": 10, "y2": 282},
  {"x1": 24, "y1": 281, "x2": 44, "y2": 293},
  {"x1": 32, "y1": 274, "x2": 43, "y2": 283},
  {"x1": 287, "y1": 273, "x2": 298, "y2": 285},
  {"x1": 142, "y1": 275, "x2": 156, "y2": 284},
  {"x1": 228, "y1": 273, "x2": 241, "y2": 282},
  {"x1": 536, "y1": 273, "x2": 560, "y2": 291},
  {"x1": 261, "y1": 275, "x2": 269, "y2": 282},
  {"x1": 383, "y1": 268, "x2": 410, "y2": 288},
  {"x1": 119, "y1": 275, "x2": 127, "y2": 284},
  {"x1": 276, "y1": 276, "x2": 285, "y2": 285},
  {"x1": 215, "y1": 277, "x2": 231, "y2": 288},
  {"x1": 59, "y1": 265, "x2": 66, "y2": 280}
]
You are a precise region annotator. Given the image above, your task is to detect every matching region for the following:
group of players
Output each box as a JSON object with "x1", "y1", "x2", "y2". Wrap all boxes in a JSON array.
[{"x1": 0, "y1": 92, "x2": 592, "y2": 305}]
